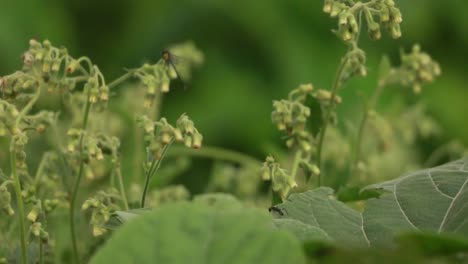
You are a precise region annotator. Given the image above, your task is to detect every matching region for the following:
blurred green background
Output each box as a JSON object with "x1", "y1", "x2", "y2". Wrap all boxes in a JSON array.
[{"x1": 1, "y1": 0, "x2": 467, "y2": 174}]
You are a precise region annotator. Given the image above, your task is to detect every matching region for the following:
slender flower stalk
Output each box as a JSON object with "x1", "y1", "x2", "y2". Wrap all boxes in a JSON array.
[
  {"x1": 10, "y1": 149, "x2": 27, "y2": 264},
  {"x1": 141, "y1": 141, "x2": 173, "y2": 208},
  {"x1": 69, "y1": 89, "x2": 92, "y2": 264},
  {"x1": 10, "y1": 85, "x2": 42, "y2": 264},
  {"x1": 315, "y1": 57, "x2": 348, "y2": 186},
  {"x1": 115, "y1": 167, "x2": 129, "y2": 211}
]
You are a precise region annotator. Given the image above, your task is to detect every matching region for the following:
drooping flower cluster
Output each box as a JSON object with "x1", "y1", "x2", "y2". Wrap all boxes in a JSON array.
[
  {"x1": 66, "y1": 130, "x2": 121, "y2": 180},
  {"x1": 0, "y1": 183, "x2": 14, "y2": 216},
  {"x1": 147, "y1": 185, "x2": 190, "y2": 208},
  {"x1": 82, "y1": 189, "x2": 120, "y2": 236},
  {"x1": 260, "y1": 156, "x2": 297, "y2": 199},
  {"x1": 133, "y1": 41, "x2": 204, "y2": 107},
  {"x1": 341, "y1": 48, "x2": 367, "y2": 82},
  {"x1": 396, "y1": 45, "x2": 441, "y2": 93},
  {"x1": 272, "y1": 84, "x2": 315, "y2": 152},
  {"x1": 137, "y1": 114, "x2": 203, "y2": 160},
  {"x1": 0, "y1": 100, "x2": 19, "y2": 136},
  {"x1": 323, "y1": 0, "x2": 403, "y2": 42},
  {"x1": 1, "y1": 39, "x2": 109, "y2": 109}
]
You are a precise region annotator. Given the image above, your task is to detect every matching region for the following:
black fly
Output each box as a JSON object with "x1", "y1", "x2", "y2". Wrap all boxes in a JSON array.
[
  {"x1": 161, "y1": 50, "x2": 187, "y2": 89},
  {"x1": 268, "y1": 206, "x2": 285, "y2": 216}
]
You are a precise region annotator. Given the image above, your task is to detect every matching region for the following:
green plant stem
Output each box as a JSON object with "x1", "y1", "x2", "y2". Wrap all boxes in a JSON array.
[
  {"x1": 132, "y1": 128, "x2": 144, "y2": 183},
  {"x1": 69, "y1": 90, "x2": 92, "y2": 264},
  {"x1": 351, "y1": 82, "x2": 386, "y2": 180},
  {"x1": 140, "y1": 143, "x2": 172, "y2": 208},
  {"x1": 290, "y1": 150, "x2": 302, "y2": 182},
  {"x1": 316, "y1": 57, "x2": 348, "y2": 187},
  {"x1": 152, "y1": 89, "x2": 162, "y2": 120},
  {"x1": 107, "y1": 71, "x2": 135, "y2": 89},
  {"x1": 39, "y1": 240, "x2": 44, "y2": 264},
  {"x1": 167, "y1": 145, "x2": 262, "y2": 168},
  {"x1": 34, "y1": 153, "x2": 49, "y2": 186},
  {"x1": 16, "y1": 86, "x2": 42, "y2": 127},
  {"x1": 10, "y1": 84, "x2": 42, "y2": 264},
  {"x1": 115, "y1": 166, "x2": 129, "y2": 211},
  {"x1": 10, "y1": 148, "x2": 27, "y2": 264}
]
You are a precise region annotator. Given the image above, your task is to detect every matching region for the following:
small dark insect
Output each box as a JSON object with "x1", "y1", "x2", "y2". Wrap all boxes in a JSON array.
[
  {"x1": 268, "y1": 206, "x2": 285, "y2": 216},
  {"x1": 161, "y1": 50, "x2": 187, "y2": 89}
]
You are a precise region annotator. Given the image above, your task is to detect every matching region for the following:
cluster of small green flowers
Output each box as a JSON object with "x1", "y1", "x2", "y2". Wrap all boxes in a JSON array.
[
  {"x1": 1, "y1": 39, "x2": 109, "y2": 109},
  {"x1": 323, "y1": 0, "x2": 402, "y2": 42},
  {"x1": 0, "y1": 71, "x2": 37, "y2": 102},
  {"x1": 133, "y1": 41, "x2": 203, "y2": 107},
  {"x1": 272, "y1": 84, "x2": 343, "y2": 152},
  {"x1": 1, "y1": 100, "x2": 56, "y2": 177},
  {"x1": 83, "y1": 68, "x2": 109, "y2": 107},
  {"x1": 260, "y1": 156, "x2": 297, "y2": 199},
  {"x1": 341, "y1": 48, "x2": 367, "y2": 82},
  {"x1": 0, "y1": 100, "x2": 19, "y2": 136},
  {"x1": 0, "y1": 183, "x2": 14, "y2": 216},
  {"x1": 135, "y1": 64, "x2": 171, "y2": 107},
  {"x1": 165, "y1": 41, "x2": 204, "y2": 81},
  {"x1": 67, "y1": 129, "x2": 120, "y2": 163},
  {"x1": 272, "y1": 84, "x2": 315, "y2": 152},
  {"x1": 208, "y1": 162, "x2": 260, "y2": 198},
  {"x1": 82, "y1": 189, "x2": 120, "y2": 237},
  {"x1": 147, "y1": 185, "x2": 190, "y2": 208},
  {"x1": 137, "y1": 114, "x2": 203, "y2": 159},
  {"x1": 2, "y1": 39, "x2": 68, "y2": 99},
  {"x1": 27, "y1": 201, "x2": 49, "y2": 243},
  {"x1": 22, "y1": 186, "x2": 60, "y2": 243},
  {"x1": 396, "y1": 45, "x2": 441, "y2": 93},
  {"x1": 24, "y1": 111, "x2": 57, "y2": 134}
]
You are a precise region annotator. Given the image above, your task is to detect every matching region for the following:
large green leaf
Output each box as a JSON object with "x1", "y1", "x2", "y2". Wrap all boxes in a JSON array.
[
  {"x1": 91, "y1": 198, "x2": 305, "y2": 264},
  {"x1": 273, "y1": 158, "x2": 468, "y2": 246}
]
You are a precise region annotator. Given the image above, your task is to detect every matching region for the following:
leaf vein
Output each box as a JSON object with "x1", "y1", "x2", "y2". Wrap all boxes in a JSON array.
[
  {"x1": 360, "y1": 214, "x2": 370, "y2": 247},
  {"x1": 394, "y1": 184, "x2": 419, "y2": 230},
  {"x1": 427, "y1": 170, "x2": 454, "y2": 199},
  {"x1": 438, "y1": 176, "x2": 468, "y2": 232}
]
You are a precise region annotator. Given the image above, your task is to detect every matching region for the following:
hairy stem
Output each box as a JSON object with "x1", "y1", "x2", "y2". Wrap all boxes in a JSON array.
[
  {"x1": 152, "y1": 88, "x2": 163, "y2": 121},
  {"x1": 115, "y1": 166, "x2": 129, "y2": 211},
  {"x1": 39, "y1": 239, "x2": 44, "y2": 264},
  {"x1": 290, "y1": 150, "x2": 302, "y2": 182},
  {"x1": 107, "y1": 71, "x2": 135, "y2": 89},
  {"x1": 316, "y1": 57, "x2": 348, "y2": 186},
  {"x1": 69, "y1": 89, "x2": 92, "y2": 264},
  {"x1": 140, "y1": 142, "x2": 173, "y2": 208},
  {"x1": 11, "y1": 84, "x2": 42, "y2": 264},
  {"x1": 10, "y1": 148, "x2": 27, "y2": 264},
  {"x1": 351, "y1": 82, "x2": 385, "y2": 179}
]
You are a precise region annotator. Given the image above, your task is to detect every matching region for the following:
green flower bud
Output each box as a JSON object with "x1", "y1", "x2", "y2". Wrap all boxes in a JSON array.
[
  {"x1": 31, "y1": 222, "x2": 42, "y2": 237},
  {"x1": 192, "y1": 133, "x2": 203, "y2": 149},
  {"x1": 67, "y1": 59, "x2": 80, "y2": 73},
  {"x1": 40, "y1": 230, "x2": 49, "y2": 243},
  {"x1": 323, "y1": 0, "x2": 333, "y2": 13},
  {"x1": 330, "y1": 2, "x2": 344, "y2": 17},
  {"x1": 390, "y1": 24, "x2": 401, "y2": 39},
  {"x1": 51, "y1": 60, "x2": 61, "y2": 72},
  {"x1": 380, "y1": 6, "x2": 390, "y2": 22},
  {"x1": 184, "y1": 135, "x2": 193, "y2": 148},
  {"x1": 0, "y1": 185, "x2": 14, "y2": 216},
  {"x1": 27, "y1": 202, "x2": 41, "y2": 222}
]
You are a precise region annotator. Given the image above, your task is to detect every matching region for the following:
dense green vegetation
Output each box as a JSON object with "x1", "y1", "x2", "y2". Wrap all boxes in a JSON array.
[{"x1": 1, "y1": 0, "x2": 467, "y2": 263}]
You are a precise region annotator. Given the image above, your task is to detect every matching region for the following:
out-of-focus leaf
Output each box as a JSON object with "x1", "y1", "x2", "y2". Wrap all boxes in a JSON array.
[
  {"x1": 91, "y1": 201, "x2": 305, "y2": 264},
  {"x1": 395, "y1": 232, "x2": 468, "y2": 256}
]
